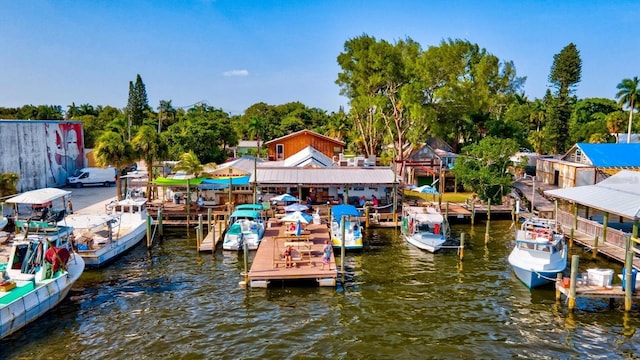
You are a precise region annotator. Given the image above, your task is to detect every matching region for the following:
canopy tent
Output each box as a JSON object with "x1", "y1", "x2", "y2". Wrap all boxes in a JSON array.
[
  {"x1": 5, "y1": 188, "x2": 71, "y2": 204},
  {"x1": 152, "y1": 177, "x2": 206, "y2": 186}
]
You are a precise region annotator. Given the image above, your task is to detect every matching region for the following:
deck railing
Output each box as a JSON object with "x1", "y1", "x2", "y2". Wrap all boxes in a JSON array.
[{"x1": 557, "y1": 209, "x2": 629, "y2": 248}]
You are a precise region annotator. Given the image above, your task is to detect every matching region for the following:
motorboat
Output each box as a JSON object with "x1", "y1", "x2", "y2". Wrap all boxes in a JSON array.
[
  {"x1": 223, "y1": 209, "x2": 265, "y2": 251},
  {"x1": 64, "y1": 197, "x2": 148, "y2": 267},
  {"x1": 330, "y1": 204, "x2": 363, "y2": 250},
  {"x1": 1, "y1": 188, "x2": 85, "y2": 339},
  {"x1": 508, "y1": 217, "x2": 567, "y2": 288},
  {"x1": 401, "y1": 205, "x2": 448, "y2": 253}
]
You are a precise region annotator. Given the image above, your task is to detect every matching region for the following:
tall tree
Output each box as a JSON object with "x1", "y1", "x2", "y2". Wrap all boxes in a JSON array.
[
  {"x1": 615, "y1": 76, "x2": 640, "y2": 143},
  {"x1": 94, "y1": 131, "x2": 135, "y2": 200},
  {"x1": 126, "y1": 74, "x2": 149, "y2": 131},
  {"x1": 549, "y1": 43, "x2": 582, "y2": 98},
  {"x1": 132, "y1": 125, "x2": 168, "y2": 200}
]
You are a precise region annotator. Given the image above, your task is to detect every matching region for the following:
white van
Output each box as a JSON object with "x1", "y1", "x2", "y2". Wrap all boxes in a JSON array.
[{"x1": 67, "y1": 167, "x2": 116, "y2": 188}]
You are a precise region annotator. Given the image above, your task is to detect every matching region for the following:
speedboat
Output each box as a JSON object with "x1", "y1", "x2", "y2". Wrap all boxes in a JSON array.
[
  {"x1": 1, "y1": 187, "x2": 85, "y2": 339},
  {"x1": 330, "y1": 204, "x2": 363, "y2": 250},
  {"x1": 64, "y1": 197, "x2": 148, "y2": 267},
  {"x1": 401, "y1": 205, "x2": 448, "y2": 252},
  {"x1": 223, "y1": 209, "x2": 265, "y2": 251},
  {"x1": 508, "y1": 217, "x2": 567, "y2": 288}
]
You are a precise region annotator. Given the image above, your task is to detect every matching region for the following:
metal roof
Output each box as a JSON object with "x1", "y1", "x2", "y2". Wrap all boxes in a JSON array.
[
  {"x1": 283, "y1": 146, "x2": 334, "y2": 168},
  {"x1": 252, "y1": 167, "x2": 397, "y2": 186},
  {"x1": 575, "y1": 143, "x2": 640, "y2": 168},
  {"x1": 544, "y1": 170, "x2": 640, "y2": 220}
]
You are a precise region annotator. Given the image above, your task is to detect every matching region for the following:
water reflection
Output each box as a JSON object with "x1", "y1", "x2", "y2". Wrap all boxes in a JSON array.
[{"x1": 0, "y1": 223, "x2": 639, "y2": 359}]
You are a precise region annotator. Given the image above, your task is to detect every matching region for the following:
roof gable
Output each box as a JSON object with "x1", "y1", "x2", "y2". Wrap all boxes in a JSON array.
[
  {"x1": 562, "y1": 143, "x2": 640, "y2": 168},
  {"x1": 264, "y1": 129, "x2": 345, "y2": 146}
]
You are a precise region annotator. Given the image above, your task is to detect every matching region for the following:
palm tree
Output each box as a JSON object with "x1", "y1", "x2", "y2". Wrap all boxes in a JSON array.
[
  {"x1": 615, "y1": 76, "x2": 640, "y2": 143},
  {"x1": 94, "y1": 132, "x2": 135, "y2": 200},
  {"x1": 132, "y1": 125, "x2": 168, "y2": 201},
  {"x1": 247, "y1": 116, "x2": 266, "y2": 203}
]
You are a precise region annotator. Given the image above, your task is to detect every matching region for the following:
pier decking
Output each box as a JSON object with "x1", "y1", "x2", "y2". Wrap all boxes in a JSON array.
[{"x1": 247, "y1": 222, "x2": 337, "y2": 287}]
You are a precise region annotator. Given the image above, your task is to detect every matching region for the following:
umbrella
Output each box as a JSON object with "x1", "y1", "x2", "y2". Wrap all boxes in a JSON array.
[
  {"x1": 284, "y1": 203, "x2": 308, "y2": 212},
  {"x1": 413, "y1": 185, "x2": 440, "y2": 195},
  {"x1": 271, "y1": 193, "x2": 299, "y2": 203},
  {"x1": 281, "y1": 211, "x2": 312, "y2": 224}
]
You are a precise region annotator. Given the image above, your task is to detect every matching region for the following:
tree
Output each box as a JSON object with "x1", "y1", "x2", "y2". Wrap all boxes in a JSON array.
[
  {"x1": 0, "y1": 172, "x2": 19, "y2": 197},
  {"x1": 132, "y1": 125, "x2": 168, "y2": 201},
  {"x1": 606, "y1": 110, "x2": 629, "y2": 143},
  {"x1": 94, "y1": 131, "x2": 135, "y2": 200},
  {"x1": 126, "y1": 74, "x2": 149, "y2": 130},
  {"x1": 549, "y1": 43, "x2": 582, "y2": 98},
  {"x1": 173, "y1": 151, "x2": 204, "y2": 177},
  {"x1": 615, "y1": 76, "x2": 640, "y2": 143},
  {"x1": 451, "y1": 136, "x2": 519, "y2": 203},
  {"x1": 247, "y1": 116, "x2": 266, "y2": 158}
]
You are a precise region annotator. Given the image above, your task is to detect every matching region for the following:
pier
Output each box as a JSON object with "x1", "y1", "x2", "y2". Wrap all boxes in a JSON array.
[{"x1": 246, "y1": 222, "x2": 337, "y2": 287}]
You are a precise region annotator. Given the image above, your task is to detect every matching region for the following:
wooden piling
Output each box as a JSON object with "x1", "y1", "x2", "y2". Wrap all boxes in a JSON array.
[
  {"x1": 364, "y1": 206, "x2": 370, "y2": 228},
  {"x1": 157, "y1": 208, "x2": 163, "y2": 237},
  {"x1": 198, "y1": 215, "x2": 203, "y2": 249},
  {"x1": 593, "y1": 235, "x2": 599, "y2": 259},
  {"x1": 569, "y1": 228, "x2": 574, "y2": 248},
  {"x1": 568, "y1": 255, "x2": 579, "y2": 311},
  {"x1": 555, "y1": 273, "x2": 563, "y2": 302},
  {"x1": 459, "y1": 233, "x2": 464, "y2": 261},
  {"x1": 445, "y1": 202, "x2": 449, "y2": 219},
  {"x1": 146, "y1": 215, "x2": 152, "y2": 249},
  {"x1": 625, "y1": 236, "x2": 633, "y2": 311},
  {"x1": 471, "y1": 202, "x2": 475, "y2": 226},
  {"x1": 207, "y1": 208, "x2": 212, "y2": 233}
]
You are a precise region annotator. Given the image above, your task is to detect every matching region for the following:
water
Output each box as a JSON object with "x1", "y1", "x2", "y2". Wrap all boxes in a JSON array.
[{"x1": 2, "y1": 221, "x2": 640, "y2": 359}]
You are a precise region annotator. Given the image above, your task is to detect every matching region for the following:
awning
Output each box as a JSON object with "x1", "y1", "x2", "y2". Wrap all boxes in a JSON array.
[{"x1": 152, "y1": 177, "x2": 206, "y2": 186}]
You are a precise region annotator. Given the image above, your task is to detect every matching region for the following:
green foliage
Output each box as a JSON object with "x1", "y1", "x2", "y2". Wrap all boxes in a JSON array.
[
  {"x1": 451, "y1": 136, "x2": 519, "y2": 203},
  {"x1": 0, "y1": 172, "x2": 19, "y2": 197},
  {"x1": 568, "y1": 98, "x2": 618, "y2": 143},
  {"x1": 549, "y1": 43, "x2": 582, "y2": 98},
  {"x1": 94, "y1": 131, "x2": 135, "y2": 200},
  {"x1": 126, "y1": 74, "x2": 149, "y2": 127},
  {"x1": 173, "y1": 151, "x2": 203, "y2": 177},
  {"x1": 615, "y1": 76, "x2": 640, "y2": 142}
]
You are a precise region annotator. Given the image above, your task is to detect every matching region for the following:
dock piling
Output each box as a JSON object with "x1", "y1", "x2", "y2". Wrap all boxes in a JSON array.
[
  {"x1": 157, "y1": 208, "x2": 163, "y2": 237},
  {"x1": 459, "y1": 233, "x2": 464, "y2": 261},
  {"x1": 146, "y1": 215, "x2": 152, "y2": 249},
  {"x1": 568, "y1": 255, "x2": 579, "y2": 311}
]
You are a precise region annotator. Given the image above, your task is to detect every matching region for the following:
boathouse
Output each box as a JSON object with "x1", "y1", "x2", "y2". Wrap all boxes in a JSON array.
[
  {"x1": 544, "y1": 170, "x2": 640, "y2": 266},
  {"x1": 536, "y1": 143, "x2": 640, "y2": 188},
  {"x1": 402, "y1": 137, "x2": 458, "y2": 193}
]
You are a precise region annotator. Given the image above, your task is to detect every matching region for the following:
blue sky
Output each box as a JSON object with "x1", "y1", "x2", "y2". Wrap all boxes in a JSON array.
[{"x1": 1, "y1": 0, "x2": 638, "y2": 115}]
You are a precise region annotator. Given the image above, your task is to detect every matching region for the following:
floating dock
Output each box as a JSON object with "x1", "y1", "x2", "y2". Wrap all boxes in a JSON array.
[{"x1": 247, "y1": 222, "x2": 337, "y2": 288}]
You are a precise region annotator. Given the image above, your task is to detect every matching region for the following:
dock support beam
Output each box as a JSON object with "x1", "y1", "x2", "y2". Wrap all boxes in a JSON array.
[
  {"x1": 568, "y1": 255, "x2": 579, "y2": 311},
  {"x1": 471, "y1": 202, "x2": 475, "y2": 226},
  {"x1": 484, "y1": 199, "x2": 491, "y2": 243},
  {"x1": 157, "y1": 208, "x2": 163, "y2": 238},
  {"x1": 625, "y1": 236, "x2": 633, "y2": 311},
  {"x1": 146, "y1": 215, "x2": 152, "y2": 249}
]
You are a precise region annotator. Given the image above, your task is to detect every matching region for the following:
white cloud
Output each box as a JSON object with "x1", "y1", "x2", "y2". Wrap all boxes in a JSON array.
[{"x1": 223, "y1": 69, "x2": 249, "y2": 77}]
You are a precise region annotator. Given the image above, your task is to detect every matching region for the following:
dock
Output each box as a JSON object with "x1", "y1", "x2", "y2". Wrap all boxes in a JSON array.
[{"x1": 247, "y1": 222, "x2": 337, "y2": 287}]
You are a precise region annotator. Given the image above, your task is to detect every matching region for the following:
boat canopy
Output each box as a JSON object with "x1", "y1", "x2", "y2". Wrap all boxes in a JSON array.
[
  {"x1": 5, "y1": 188, "x2": 71, "y2": 204},
  {"x1": 332, "y1": 204, "x2": 360, "y2": 220},
  {"x1": 229, "y1": 210, "x2": 261, "y2": 219},
  {"x1": 235, "y1": 204, "x2": 263, "y2": 211}
]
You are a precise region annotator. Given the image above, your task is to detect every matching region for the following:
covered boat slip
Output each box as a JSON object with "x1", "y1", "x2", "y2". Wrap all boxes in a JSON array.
[{"x1": 247, "y1": 222, "x2": 337, "y2": 287}]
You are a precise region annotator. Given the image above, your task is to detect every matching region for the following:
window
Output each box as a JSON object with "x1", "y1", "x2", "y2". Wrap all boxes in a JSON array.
[{"x1": 276, "y1": 144, "x2": 284, "y2": 160}]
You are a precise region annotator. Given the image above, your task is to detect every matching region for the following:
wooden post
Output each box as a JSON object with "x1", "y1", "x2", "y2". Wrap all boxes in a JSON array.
[
  {"x1": 340, "y1": 215, "x2": 346, "y2": 282},
  {"x1": 592, "y1": 235, "x2": 599, "y2": 259},
  {"x1": 484, "y1": 200, "x2": 490, "y2": 243},
  {"x1": 186, "y1": 178, "x2": 191, "y2": 228},
  {"x1": 511, "y1": 200, "x2": 515, "y2": 222},
  {"x1": 364, "y1": 206, "x2": 370, "y2": 228},
  {"x1": 459, "y1": 233, "x2": 464, "y2": 261},
  {"x1": 602, "y1": 212, "x2": 609, "y2": 244},
  {"x1": 207, "y1": 208, "x2": 212, "y2": 234},
  {"x1": 573, "y1": 202, "x2": 578, "y2": 229},
  {"x1": 555, "y1": 273, "x2": 563, "y2": 302},
  {"x1": 569, "y1": 228, "x2": 574, "y2": 248},
  {"x1": 196, "y1": 225, "x2": 201, "y2": 250},
  {"x1": 212, "y1": 219, "x2": 216, "y2": 252},
  {"x1": 198, "y1": 215, "x2": 203, "y2": 250},
  {"x1": 471, "y1": 202, "x2": 475, "y2": 226},
  {"x1": 445, "y1": 201, "x2": 449, "y2": 219},
  {"x1": 568, "y1": 255, "x2": 579, "y2": 311},
  {"x1": 624, "y1": 236, "x2": 633, "y2": 311},
  {"x1": 218, "y1": 221, "x2": 223, "y2": 242},
  {"x1": 243, "y1": 236, "x2": 249, "y2": 284},
  {"x1": 157, "y1": 208, "x2": 163, "y2": 238},
  {"x1": 487, "y1": 198, "x2": 491, "y2": 221},
  {"x1": 146, "y1": 214, "x2": 152, "y2": 249}
]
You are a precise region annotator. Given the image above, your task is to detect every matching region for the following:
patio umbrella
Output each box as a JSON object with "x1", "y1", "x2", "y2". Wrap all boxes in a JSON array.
[
  {"x1": 284, "y1": 203, "x2": 308, "y2": 212},
  {"x1": 281, "y1": 211, "x2": 312, "y2": 224},
  {"x1": 271, "y1": 193, "x2": 299, "y2": 203},
  {"x1": 413, "y1": 185, "x2": 440, "y2": 195}
]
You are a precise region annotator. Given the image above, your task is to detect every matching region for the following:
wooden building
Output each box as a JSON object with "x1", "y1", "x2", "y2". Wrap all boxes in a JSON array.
[
  {"x1": 402, "y1": 138, "x2": 458, "y2": 193},
  {"x1": 264, "y1": 130, "x2": 345, "y2": 161},
  {"x1": 537, "y1": 143, "x2": 640, "y2": 188}
]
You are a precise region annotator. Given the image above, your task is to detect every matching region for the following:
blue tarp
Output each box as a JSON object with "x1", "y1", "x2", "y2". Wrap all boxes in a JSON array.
[
  {"x1": 201, "y1": 175, "x2": 250, "y2": 186},
  {"x1": 577, "y1": 143, "x2": 640, "y2": 168}
]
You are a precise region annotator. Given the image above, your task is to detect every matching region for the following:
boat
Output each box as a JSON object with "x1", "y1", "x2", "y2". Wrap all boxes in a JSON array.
[
  {"x1": 222, "y1": 209, "x2": 265, "y2": 251},
  {"x1": 63, "y1": 197, "x2": 148, "y2": 267},
  {"x1": 401, "y1": 205, "x2": 449, "y2": 252},
  {"x1": 330, "y1": 204, "x2": 363, "y2": 250},
  {"x1": 1, "y1": 188, "x2": 85, "y2": 339},
  {"x1": 508, "y1": 217, "x2": 567, "y2": 288}
]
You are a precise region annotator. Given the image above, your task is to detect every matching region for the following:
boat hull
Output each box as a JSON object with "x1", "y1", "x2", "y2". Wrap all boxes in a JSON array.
[
  {"x1": 79, "y1": 221, "x2": 147, "y2": 267},
  {"x1": 510, "y1": 265, "x2": 561, "y2": 289},
  {"x1": 403, "y1": 233, "x2": 446, "y2": 253},
  {"x1": 0, "y1": 253, "x2": 85, "y2": 339}
]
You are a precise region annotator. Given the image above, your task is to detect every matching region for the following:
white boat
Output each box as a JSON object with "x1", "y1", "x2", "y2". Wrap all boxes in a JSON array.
[
  {"x1": 330, "y1": 204, "x2": 363, "y2": 250},
  {"x1": 508, "y1": 217, "x2": 567, "y2": 288},
  {"x1": 401, "y1": 205, "x2": 448, "y2": 252},
  {"x1": 1, "y1": 187, "x2": 85, "y2": 339},
  {"x1": 65, "y1": 197, "x2": 148, "y2": 267},
  {"x1": 223, "y1": 209, "x2": 265, "y2": 251}
]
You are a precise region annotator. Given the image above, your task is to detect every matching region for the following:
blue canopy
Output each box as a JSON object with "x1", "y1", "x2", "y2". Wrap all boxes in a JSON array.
[
  {"x1": 201, "y1": 175, "x2": 250, "y2": 186},
  {"x1": 332, "y1": 204, "x2": 360, "y2": 220},
  {"x1": 413, "y1": 185, "x2": 439, "y2": 195},
  {"x1": 235, "y1": 204, "x2": 263, "y2": 211}
]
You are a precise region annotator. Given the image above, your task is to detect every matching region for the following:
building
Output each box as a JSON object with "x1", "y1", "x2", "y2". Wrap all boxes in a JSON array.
[
  {"x1": 264, "y1": 130, "x2": 345, "y2": 161},
  {"x1": 536, "y1": 143, "x2": 640, "y2": 188}
]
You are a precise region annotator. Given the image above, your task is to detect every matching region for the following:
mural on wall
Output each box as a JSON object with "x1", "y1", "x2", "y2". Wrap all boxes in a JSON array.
[{"x1": 45, "y1": 122, "x2": 84, "y2": 186}]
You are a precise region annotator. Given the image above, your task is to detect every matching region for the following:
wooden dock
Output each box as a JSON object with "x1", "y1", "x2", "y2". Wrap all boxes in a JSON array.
[
  {"x1": 247, "y1": 222, "x2": 337, "y2": 287},
  {"x1": 562, "y1": 228, "x2": 640, "y2": 269}
]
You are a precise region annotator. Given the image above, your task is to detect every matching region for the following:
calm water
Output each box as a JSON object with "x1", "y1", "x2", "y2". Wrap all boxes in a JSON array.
[{"x1": 2, "y1": 221, "x2": 640, "y2": 359}]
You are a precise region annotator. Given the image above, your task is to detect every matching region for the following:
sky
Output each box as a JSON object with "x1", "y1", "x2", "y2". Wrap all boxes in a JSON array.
[{"x1": 1, "y1": 0, "x2": 639, "y2": 115}]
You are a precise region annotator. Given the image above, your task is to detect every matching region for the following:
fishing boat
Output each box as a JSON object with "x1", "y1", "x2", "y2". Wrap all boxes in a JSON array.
[
  {"x1": 1, "y1": 188, "x2": 85, "y2": 339},
  {"x1": 330, "y1": 204, "x2": 363, "y2": 250},
  {"x1": 401, "y1": 205, "x2": 449, "y2": 253},
  {"x1": 64, "y1": 197, "x2": 148, "y2": 267},
  {"x1": 508, "y1": 217, "x2": 567, "y2": 288},
  {"x1": 223, "y1": 209, "x2": 265, "y2": 251}
]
